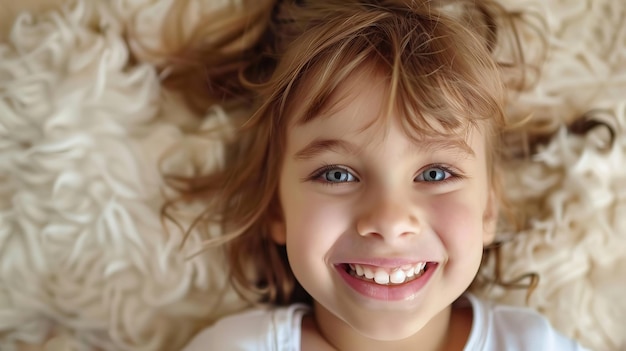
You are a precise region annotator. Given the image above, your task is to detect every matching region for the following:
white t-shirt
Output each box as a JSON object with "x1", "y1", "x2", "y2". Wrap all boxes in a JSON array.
[{"x1": 183, "y1": 294, "x2": 590, "y2": 350}]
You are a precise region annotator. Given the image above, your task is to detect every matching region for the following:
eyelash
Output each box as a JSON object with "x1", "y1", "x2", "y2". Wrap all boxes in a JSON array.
[
  {"x1": 307, "y1": 164, "x2": 358, "y2": 186},
  {"x1": 307, "y1": 163, "x2": 463, "y2": 185},
  {"x1": 416, "y1": 163, "x2": 463, "y2": 184}
]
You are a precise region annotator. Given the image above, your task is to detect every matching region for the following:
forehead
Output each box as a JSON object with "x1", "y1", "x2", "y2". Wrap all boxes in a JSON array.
[
  {"x1": 292, "y1": 66, "x2": 387, "y2": 129},
  {"x1": 285, "y1": 66, "x2": 477, "y2": 153},
  {"x1": 285, "y1": 68, "x2": 481, "y2": 157}
]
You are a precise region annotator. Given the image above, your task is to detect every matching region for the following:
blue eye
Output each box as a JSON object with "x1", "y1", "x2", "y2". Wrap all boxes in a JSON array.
[
  {"x1": 416, "y1": 167, "x2": 450, "y2": 182},
  {"x1": 308, "y1": 165, "x2": 359, "y2": 185},
  {"x1": 323, "y1": 168, "x2": 356, "y2": 183}
]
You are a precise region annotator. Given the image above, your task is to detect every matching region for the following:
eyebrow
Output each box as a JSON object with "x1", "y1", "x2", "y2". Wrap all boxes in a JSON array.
[
  {"x1": 420, "y1": 139, "x2": 476, "y2": 158},
  {"x1": 293, "y1": 137, "x2": 474, "y2": 161},
  {"x1": 294, "y1": 138, "x2": 359, "y2": 160}
]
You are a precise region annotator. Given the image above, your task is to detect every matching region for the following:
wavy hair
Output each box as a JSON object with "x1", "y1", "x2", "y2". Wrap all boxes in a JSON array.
[{"x1": 161, "y1": 0, "x2": 547, "y2": 305}]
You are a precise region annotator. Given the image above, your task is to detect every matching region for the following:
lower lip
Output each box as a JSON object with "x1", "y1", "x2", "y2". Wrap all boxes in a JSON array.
[{"x1": 336, "y1": 263, "x2": 437, "y2": 301}]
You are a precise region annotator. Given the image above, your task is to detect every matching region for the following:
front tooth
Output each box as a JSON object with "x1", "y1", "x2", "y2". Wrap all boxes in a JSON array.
[
  {"x1": 355, "y1": 264, "x2": 364, "y2": 276},
  {"x1": 390, "y1": 269, "x2": 406, "y2": 284},
  {"x1": 374, "y1": 270, "x2": 390, "y2": 284},
  {"x1": 363, "y1": 267, "x2": 375, "y2": 279}
]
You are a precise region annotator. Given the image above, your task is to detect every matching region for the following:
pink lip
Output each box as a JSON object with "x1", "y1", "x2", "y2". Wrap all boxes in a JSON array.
[{"x1": 336, "y1": 263, "x2": 437, "y2": 301}]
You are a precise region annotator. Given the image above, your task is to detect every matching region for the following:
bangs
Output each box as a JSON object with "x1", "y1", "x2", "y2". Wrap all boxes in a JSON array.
[{"x1": 267, "y1": 1, "x2": 506, "y2": 144}]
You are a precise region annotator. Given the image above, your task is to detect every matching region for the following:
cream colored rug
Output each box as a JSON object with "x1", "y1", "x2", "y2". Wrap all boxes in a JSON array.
[{"x1": 0, "y1": 0, "x2": 624, "y2": 350}]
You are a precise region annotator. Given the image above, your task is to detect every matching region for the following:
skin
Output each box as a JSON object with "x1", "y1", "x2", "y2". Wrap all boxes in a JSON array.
[{"x1": 271, "y1": 68, "x2": 498, "y2": 351}]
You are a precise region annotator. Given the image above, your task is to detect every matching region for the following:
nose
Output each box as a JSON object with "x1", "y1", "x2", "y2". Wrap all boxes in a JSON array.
[{"x1": 355, "y1": 188, "x2": 421, "y2": 241}]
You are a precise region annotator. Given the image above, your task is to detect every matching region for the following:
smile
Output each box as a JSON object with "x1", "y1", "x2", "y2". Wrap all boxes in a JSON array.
[
  {"x1": 336, "y1": 262, "x2": 438, "y2": 301},
  {"x1": 346, "y1": 262, "x2": 428, "y2": 285}
]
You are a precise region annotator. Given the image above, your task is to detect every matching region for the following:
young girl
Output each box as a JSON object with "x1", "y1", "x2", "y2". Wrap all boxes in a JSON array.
[{"x1": 170, "y1": 0, "x2": 592, "y2": 350}]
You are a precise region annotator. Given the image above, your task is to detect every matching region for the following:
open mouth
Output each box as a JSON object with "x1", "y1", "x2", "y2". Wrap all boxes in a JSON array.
[{"x1": 343, "y1": 262, "x2": 434, "y2": 286}]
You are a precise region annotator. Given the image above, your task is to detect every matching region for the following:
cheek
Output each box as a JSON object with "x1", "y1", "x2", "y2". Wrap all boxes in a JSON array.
[
  {"x1": 428, "y1": 195, "x2": 486, "y2": 251},
  {"x1": 281, "y1": 190, "x2": 354, "y2": 286},
  {"x1": 280, "y1": 182, "x2": 352, "y2": 253}
]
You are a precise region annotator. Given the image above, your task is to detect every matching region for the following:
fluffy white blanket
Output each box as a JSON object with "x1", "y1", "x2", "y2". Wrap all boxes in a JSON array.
[{"x1": 0, "y1": 0, "x2": 624, "y2": 350}]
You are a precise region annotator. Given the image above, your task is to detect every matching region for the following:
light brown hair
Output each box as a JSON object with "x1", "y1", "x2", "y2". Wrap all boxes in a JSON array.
[{"x1": 162, "y1": 0, "x2": 541, "y2": 305}]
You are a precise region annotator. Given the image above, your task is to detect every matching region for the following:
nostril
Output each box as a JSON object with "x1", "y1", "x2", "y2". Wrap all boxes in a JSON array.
[{"x1": 355, "y1": 208, "x2": 421, "y2": 239}]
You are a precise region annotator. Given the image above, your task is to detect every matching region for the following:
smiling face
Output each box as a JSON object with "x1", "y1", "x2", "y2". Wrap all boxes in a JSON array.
[{"x1": 270, "y1": 68, "x2": 498, "y2": 347}]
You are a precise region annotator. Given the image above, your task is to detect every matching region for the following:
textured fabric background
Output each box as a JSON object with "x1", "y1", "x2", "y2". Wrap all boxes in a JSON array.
[{"x1": 0, "y1": 0, "x2": 624, "y2": 350}]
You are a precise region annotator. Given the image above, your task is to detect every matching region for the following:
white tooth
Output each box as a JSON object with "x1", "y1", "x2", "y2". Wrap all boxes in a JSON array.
[
  {"x1": 364, "y1": 267, "x2": 375, "y2": 279},
  {"x1": 374, "y1": 270, "x2": 390, "y2": 284},
  {"x1": 405, "y1": 266, "x2": 415, "y2": 277},
  {"x1": 390, "y1": 269, "x2": 407, "y2": 284},
  {"x1": 355, "y1": 264, "x2": 364, "y2": 276},
  {"x1": 349, "y1": 264, "x2": 355, "y2": 271},
  {"x1": 416, "y1": 262, "x2": 426, "y2": 272}
]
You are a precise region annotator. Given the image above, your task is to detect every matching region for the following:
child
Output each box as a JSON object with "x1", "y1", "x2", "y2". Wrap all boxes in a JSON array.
[{"x1": 173, "y1": 0, "x2": 592, "y2": 350}]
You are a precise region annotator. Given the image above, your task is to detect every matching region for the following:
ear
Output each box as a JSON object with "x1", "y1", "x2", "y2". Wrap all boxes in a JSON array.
[
  {"x1": 269, "y1": 219, "x2": 287, "y2": 245},
  {"x1": 482, "y1": 189, "x2": 498, "y2": 245}
]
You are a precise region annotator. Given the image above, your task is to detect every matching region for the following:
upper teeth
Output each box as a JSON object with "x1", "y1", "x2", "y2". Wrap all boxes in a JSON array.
[{"x1": 349, "y1": 262, "x2": 427, "y2": 285}]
